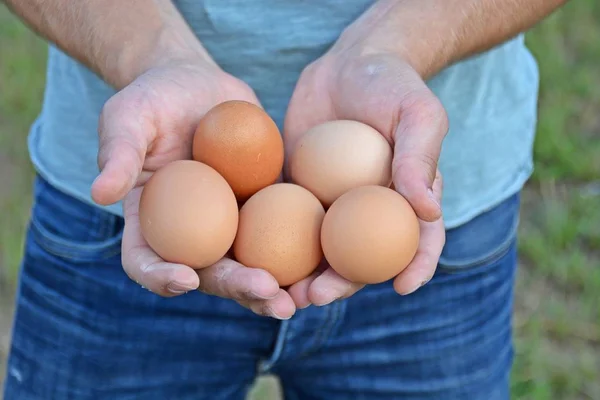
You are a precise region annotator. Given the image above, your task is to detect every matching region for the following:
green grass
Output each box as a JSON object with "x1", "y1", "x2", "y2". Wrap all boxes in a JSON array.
[
  {"x1": 513, "y1": 186, "x2": 600, "y2": 399},
  {"x1": 1, "y1": 2, "x2": 599, "y2": 399},
  {"x1": 0, "y1": 6, "x2": 45, "y2": 284},
  {"x1": 512, "y1": 2, "x2": 600, "y2": 398},
  {"x1": 526, "y1": 0, "x2": 600, "y2": 183}
]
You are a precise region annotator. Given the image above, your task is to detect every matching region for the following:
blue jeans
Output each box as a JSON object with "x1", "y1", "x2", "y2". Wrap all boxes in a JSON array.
[{"x1": 3, "y1": 176, "x2": 520, "y2": 400}]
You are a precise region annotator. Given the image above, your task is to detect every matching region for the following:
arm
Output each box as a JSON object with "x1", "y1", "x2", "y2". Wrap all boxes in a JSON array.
[
  {"x1": 339, "y1": 0, "x2": 569, "y2": 78},
  {"x1": 3, "y1": 0, "x2": 213, "y2": 88}
]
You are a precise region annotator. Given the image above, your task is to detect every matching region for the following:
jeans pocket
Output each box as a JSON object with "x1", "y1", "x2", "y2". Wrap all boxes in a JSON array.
[
  {"x1": 29, "y1": 176, "x2": 124, "y2": 263},
  {"x1": 437, "y1": 192, "x2": 521, "y2": 273}
]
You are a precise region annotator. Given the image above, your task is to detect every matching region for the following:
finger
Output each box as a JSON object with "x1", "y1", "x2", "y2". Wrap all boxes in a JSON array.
[
  {"x1": 91, "y1": 93, "x2": 154, "y2": 206},
  {"x1": 393, "y1": 218, "x2": 445, "y2": 295},
  {"x1": 287, "y1": 259, "x2": 329, "y2": 308},
  {"x1": 196, "y1": 259, "x2": 281, "y2": 302},
  {"x1": 308, "y1": 268, "x2": 366, "y2": 306},
  {"x1": 392, "y1": 93, "x2": 448, "y2": 222},
  {"x1": 394, "y1": 171, "x2": 445, "y2": 295},
  {"x1": 239, "y1": 289, "x2": 297, "y2": 320},
  {"x1": 121, "y1": 188, "x2": 200, "y2": 296},
  {"x1": 287, "y1": 271, "x2": 319, "y2": 309}
]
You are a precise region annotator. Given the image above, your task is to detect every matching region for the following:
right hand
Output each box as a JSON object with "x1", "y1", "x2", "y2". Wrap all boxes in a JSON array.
[{"x1": 91, "y1": 59, "x2": 296, "y2": 320}]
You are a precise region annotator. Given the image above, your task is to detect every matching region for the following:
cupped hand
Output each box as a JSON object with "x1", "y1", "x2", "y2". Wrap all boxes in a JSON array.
[
  {"x1": 284, "y1": 49, "x2": 449, "y2": 307},
  {"x1": 91, "y1": 60, "x2": 296, "y2": 320}
]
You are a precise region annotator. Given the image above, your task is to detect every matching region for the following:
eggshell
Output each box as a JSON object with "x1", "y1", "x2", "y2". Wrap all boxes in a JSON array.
[
  {"x1": 139, "y1": 160, "x2": 239, "y2": 269},
  {"x1": 289, "y1": 120, "x2": 393, "y2": 207},
  {"x1": 321, "y1": 185, "x2": 419, "y2": 284},
  {"x1": 192, "y1": 100, "x2": 284, "y2": 202},
  {"x1": 233, "y1": 183, "x2": 325, "y2": 287}
]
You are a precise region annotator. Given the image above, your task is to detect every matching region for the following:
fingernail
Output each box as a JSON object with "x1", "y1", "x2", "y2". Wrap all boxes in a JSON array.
[
  {"x1": 167, "y1": 281, "x2": 196, "y2": 294},
  {"x1": 313, "y1": 296, "x2": 340, "y2": 307},
  {"x1": 171, "y1": 269, "x2": 199, "y2": 293},
  {"x1": 249, "y1": 290, "x2": 279, "y2": 300},
  {"x1": 267, "y1": 307, "x2": 291, "y2": 320},
  {"x1": 401, "y1": 279, "x2": 429, "y2": 296}
]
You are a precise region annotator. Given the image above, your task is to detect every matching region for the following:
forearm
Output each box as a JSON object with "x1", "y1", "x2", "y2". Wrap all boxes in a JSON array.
[
  {"x1": 343, "y1": 0, "x2": 569, "y2": 78},
  {"x1": 4, "y1": 0, "x2": 214, "y2": 88}
]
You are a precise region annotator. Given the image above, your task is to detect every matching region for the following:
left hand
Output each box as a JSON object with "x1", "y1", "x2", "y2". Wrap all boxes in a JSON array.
[
  {"x1": 283, "y1": 43, "x2": 448, "y2": 307},
  {"x1": 92, "y1": 60, "x2": 297, "y2": 319}
]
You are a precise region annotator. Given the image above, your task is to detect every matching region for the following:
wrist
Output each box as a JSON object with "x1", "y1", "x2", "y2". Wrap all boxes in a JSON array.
[
  {"x1": 332, "y1": 0, "x2": 455, "y2": 79},
  {"x1": 111, "y1": 28, "x2": 217, "y2": 89},
  {"x1": 358, "y1": 36, "x2": 452, "y2": 81}
]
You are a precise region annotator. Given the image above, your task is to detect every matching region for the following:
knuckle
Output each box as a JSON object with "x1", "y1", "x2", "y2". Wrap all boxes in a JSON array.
[
  {"x1": 198, "y1": 262, "x2": 240, "y2": 299},
  {"x1": 100, "y1": 94, "x2": 125, "y2": 123},
  {"x1": 235, "y1": 285, "x2": 255, "y2": 301},
  {"x1": 248, "y1": 301, "x2": 271, "y2": 317},
  {"x1": 393, "y1": 154, "x2": 437, "y2": 182},
  {"x1": 122, "y1": 260, "x2": 166, "y2": 296},
  {"x1": 100, "y1": 89, "x2": 155, "y2": 139},
  {"x1": 402, "y1": 94, "x2": 449, "y2": 135},
  {"x1": 420, "y1": 153, "x2": 439, "y2": 172},
  {"x1": 138, "y1": 259, "x2": 158, "y2": 279},
  {"x1": 214, "y1": 263, "x2": 235, "y2": 296}
]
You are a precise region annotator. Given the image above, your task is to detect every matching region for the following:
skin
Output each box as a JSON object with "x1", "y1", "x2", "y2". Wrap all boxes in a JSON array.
[{"x1": 6, "y1": 0, "x2": 569, "y2": 319}]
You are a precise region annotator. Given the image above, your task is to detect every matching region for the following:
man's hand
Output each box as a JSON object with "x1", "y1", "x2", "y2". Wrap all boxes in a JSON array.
[
  {"x1": 91, "y1": 61, "x2": 296, "y2": 320},
  {"x1": 5, "y1": 0, "x2": 297, "y2": 319},
  {"x1": 282, "y1": 0, "x2": 569, "y2": 309},
  {"x1": 283, "y1": 52, "x2": 448, "y2": 308}
]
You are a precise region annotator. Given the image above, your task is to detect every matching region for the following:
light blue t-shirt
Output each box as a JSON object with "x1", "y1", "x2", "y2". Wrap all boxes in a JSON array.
[{"x1": 28, "y1": 0, "x2": 539, "y2": 229}]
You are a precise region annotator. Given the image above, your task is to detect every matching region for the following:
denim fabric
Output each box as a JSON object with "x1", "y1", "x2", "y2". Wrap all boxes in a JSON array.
[{"x1": 3, "y1": 176, "x2": 520, "y2": 399}]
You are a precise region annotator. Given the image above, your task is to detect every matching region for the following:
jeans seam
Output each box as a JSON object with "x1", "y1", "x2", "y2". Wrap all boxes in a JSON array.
[
  {"x1": 30, "y1": 174, "x2": 123, "y2": 261},
  {"x1": 438, "y1": 211, "x2": 520, "y2": 274},
  {"x1": 31, "y1": 218, "x2": 122, "y2": 261},
  {"x1": 296, "y1": 301, "x2": 342, "y2": 360},
  {"x1": 258, "y1": 320, "x2": 291, "y2": 373}
]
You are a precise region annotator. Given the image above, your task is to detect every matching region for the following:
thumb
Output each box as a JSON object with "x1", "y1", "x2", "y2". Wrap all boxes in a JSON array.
[
  {"x1": 392, "y1": 93, "x2": 448, "y2": 222},
  {"x1": 91, "y1": 94, "x2": 153, "y2": 206}
]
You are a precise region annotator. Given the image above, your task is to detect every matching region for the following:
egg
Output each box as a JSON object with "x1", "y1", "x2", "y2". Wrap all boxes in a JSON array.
[
  {"x1": 139, "y1": 160, "x2": 239, "y2": 269},
  {"x1": 192, "y1": 100, "x2": 284, "y2": 202},
  {"x1": 289, "y1": 120, "x2": 393, "y2": 207},
  {"x1": 233, "y1": 183, "x2": 325, "y2": 287},
  {"x1": 321, "y1": 185, "x2": 420, "y2": 284}
]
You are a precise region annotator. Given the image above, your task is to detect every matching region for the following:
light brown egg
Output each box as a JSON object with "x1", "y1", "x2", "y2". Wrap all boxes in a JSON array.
[
  {"x1": 321, "y1": 185, "x2": 420, "y2": 284},
  {"x1": 192, "y1": 100, "x2": 284, "y2": 202},
  {"x1": 289, "y1": 120, "x2": 393, "y2": 207},
  {"x1": 139, "y1": 160, "x2": 239, "y2": 269},
  {"x1": 233, "y1": 183, "x2": 325, "y2": 287}
]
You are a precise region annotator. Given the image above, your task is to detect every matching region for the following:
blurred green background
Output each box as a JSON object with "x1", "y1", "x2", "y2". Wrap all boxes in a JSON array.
[{"x1": 0, "y1": 2, "x2": 598, "y2": 399}]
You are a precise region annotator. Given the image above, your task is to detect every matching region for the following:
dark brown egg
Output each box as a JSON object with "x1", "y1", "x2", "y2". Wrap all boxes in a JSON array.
[{"x1": 192, "y1": 100, "x2": 284, "y2": 202}]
